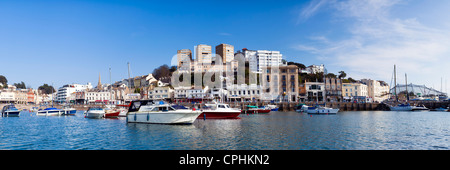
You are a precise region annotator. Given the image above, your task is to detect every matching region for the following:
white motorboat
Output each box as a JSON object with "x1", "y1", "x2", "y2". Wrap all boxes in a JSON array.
[
  {"x1": 2, "y1": 104, "x2": 20, "y2": 117},
  {"x1": 36, "y1": 107, "x2": 63, "y2": 116},
  {"x1": 306, "y1": 105, "x2": 339, "y2": 114},
  {"x1": 411, "y1": 105, "x2": 430, "y2": 112},
  {"x1": 85, "y1": 107, "x2": 105, "y2": 118},
  {"x1": 295, "y1": 104, "x2": 309, "y2": 112},
  {"x1": 127, "y1": 100, "x2": 202, "y2": 124},
  {"x1": 62, "y1": 106, "x2": 76, "y2": 115},
  {"x1": 200, "y1": 103, "x2": 241, "y2": 119},
  {"x1": 389, "y1": 104, "x2": 413, "y2": 111}
]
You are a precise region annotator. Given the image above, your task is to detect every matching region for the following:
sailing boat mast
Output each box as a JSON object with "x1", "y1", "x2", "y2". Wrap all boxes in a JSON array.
[
  {"x1": 109, "y1": 67, "x2": 112, "y2": 105},
  {"x1": 394, "y1": 65, "x2": 398, "y2": 102},
  {"x1": 405, "y1": 73, "x2": 409, "y2": 101}
]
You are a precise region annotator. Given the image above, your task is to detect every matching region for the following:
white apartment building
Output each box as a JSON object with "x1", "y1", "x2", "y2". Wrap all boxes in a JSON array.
[
  {"x1": 196, "y1": 44, "x2": 212, "y2": 64},
  {"x1": 342, "y1": 83, "x2": 370, "y2": 102},
  {"x1": 227, "y1": 84, "x2": 262, "y2": 101},
  {"x1": 304, "y1": 82, "x2": 325, "y2": 102},
  {"x1": 56, "y1": 83, "x2": 92, "y2": 103},
  {"x1": 85, "y1": 90, "x2": 114, "y2": 104},
  {"x1": 242, "y1": 49, "x2": 284, "y2": 73},
  {"x1": 361, "y1": 79, "x2": 390, "y2": 103}
]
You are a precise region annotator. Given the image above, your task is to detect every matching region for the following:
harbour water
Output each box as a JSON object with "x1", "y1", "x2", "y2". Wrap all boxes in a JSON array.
[{"x1": 1, "y1": 111, "x2": 449, "y2": 150}]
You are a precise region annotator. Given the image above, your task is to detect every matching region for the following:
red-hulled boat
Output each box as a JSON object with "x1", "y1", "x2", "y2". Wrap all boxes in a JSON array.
[
  {"x1": 241, "y1": 105, "x2": 271, "y2": 114},
  {"x1": 198, "y1": 103, "x2": 241, "y2": 119},
  {"x1": 104, "y1": 109, "x2": 120, "y2": 118}
]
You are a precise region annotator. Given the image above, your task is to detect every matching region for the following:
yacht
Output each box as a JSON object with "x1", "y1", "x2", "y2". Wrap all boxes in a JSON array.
[
  {"x1": 1, "y1": 104, "x2": 20, "y2": 117},
  {"x1": 127, "y1": 100, "x2": 202, "y2": 124},
  {"x1": 389, "y1": 104, "x2": 413, "y2": 111},
  {"x1": 36, "y1": 107, "x2": 63, "y2": 116},
  {"x1": 306, "y1": 105, "x2": 339, "y2": 114},
  {"x1": 200, "y1": 103, "x2": 241, "y2": 119},
  {"x1": 85, "y1": 107, "x2": 105, "y2": 118}
]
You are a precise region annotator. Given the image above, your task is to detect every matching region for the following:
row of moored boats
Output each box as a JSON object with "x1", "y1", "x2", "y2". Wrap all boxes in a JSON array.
[{"x1": 388, "y1": 103, "x2": 449, "y2": 112}]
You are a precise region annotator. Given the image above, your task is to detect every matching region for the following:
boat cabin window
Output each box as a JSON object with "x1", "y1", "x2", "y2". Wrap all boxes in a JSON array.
[{"x1": 218, "y1": 105, "x2": 226, "y2": 108}]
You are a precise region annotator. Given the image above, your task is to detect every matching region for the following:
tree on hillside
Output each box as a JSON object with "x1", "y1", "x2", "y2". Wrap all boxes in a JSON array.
[
  {"x1": 152, "y1": 64, "x2": 171, "y2": 80},
  {"x1": 13, "y1": 81, "x2": 26, "y2": 89},
  {"x1": 38, "y1": 84, "x2": 56, "y2": 94},
  {"x1": 287, "y1": 62, "x2": 306, "y2": 69},
  {"x1": 0, "y1": 75, "x2": 7, "y2": 87},
  {"x1": 338, "y1": 71, "x2": 347, "y2": 79}
]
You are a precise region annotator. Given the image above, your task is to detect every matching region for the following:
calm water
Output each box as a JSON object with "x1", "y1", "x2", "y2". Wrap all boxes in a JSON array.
[{"x1": 1, "y1": 110, "x2": 450, "y2": 150}]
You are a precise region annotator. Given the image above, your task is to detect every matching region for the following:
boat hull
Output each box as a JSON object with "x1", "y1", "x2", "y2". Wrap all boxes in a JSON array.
[
  {"x1": 85, "y1": 110, "x2": 105, "y2": 118},
  {"x1": 2, "y1": 111, "x2": 20, "y2": 117},
  {"x1": 36, "y1": 110, "x2": 63, "y2": 116},
  {"x1": 306, "y1": 108, "x2": 339, "y2": 114},
  {"x1": 389, "y1": 106, "x2": 412, "y2": 111},
  {"x1": 242, "y1": 109, "x2": 271, "y2": 114},
  {"x1": 198, "y1": 111, "x2": 241, "y2": 119},
  {"x1": 104, "y1": 111, "x2": 120, "y2": 118},
  {"x1": 62, "y1": 109, "x2": 76, "y2": 115},
  {"x1": 127, "y1": 111, "x2": 202, "y2": 124}
]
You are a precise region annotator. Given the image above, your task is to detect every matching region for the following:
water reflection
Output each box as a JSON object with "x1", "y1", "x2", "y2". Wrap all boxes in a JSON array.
[{"x1": 2, "y1": 110, "x2": 450, "y2": 150}]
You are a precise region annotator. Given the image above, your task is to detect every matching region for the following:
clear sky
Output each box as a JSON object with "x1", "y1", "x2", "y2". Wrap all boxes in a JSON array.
[{"x1": 1, "y1": 0, "x2": 449, "y2": 93}]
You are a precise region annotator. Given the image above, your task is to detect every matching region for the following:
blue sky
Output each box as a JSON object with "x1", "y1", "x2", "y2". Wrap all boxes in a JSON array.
[{"x1": 1, "y1": 0, "x2": 449, "y2": 93}]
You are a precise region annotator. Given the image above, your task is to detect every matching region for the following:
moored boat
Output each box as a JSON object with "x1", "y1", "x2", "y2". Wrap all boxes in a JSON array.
[
  {"x1": 266, "y1": 104, "x2": 279, "y2": 111},
  {"x1": 389, "y1": 104, "x2": 413, "y2": 111},
  {"x1": 306, "y1": 105, "x2": 339, "y2": 114},
  {"x1": 1, "y1": 104, "x2": 20, "y2": 117},
  {"x1": 104, "y1": 108, "x2": 120, "y2": 118},
  {"x1": 430, "y1": 107, "x2": 449, "y2": 112},
  {"x1": 242, "y1": 105, "x2": 271, "y2": 114},
  {"x1": 199, "y1": 103, "x2": 241, "y2": 119},
  {"x1": 62, "y1": 106, "x2": 76, "y2": 115},
  {"x1": 411, "y1": 105, "x2": 430, "y2": 112},
  {"x1": 127, "y1": 100, "x2": 202, "y2": 124},
  {"x1": 36, "y1": 107, "x2": 63, "y2": 116},
  {"x1": 116, "y1": 103, "x2": 130, "y2": 117},
  {"x1": 295, "y1": 103, "x2": 308, "y2": 112},
  {"x1": 85, "y1": 107, "x2": 105, "y2": 118}
]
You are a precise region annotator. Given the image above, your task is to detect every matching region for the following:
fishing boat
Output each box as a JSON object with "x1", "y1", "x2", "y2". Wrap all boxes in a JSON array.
[
  {"x1": 199, "y1": 103, "x2": 241, "y2": 119},
  {"x1": 85, "y1": 107, "x2": 105, "y2": 118},
  {"x1": 411, "y1": 105, "x2": 430, "y2": 112},
  {"x1": 389, "y1": 104, "x2": 413, "y2": 111},
  {"x1": 242, "y1": 105, "x2": 271, "y2": 114},
  {"x1": 36, "y1": 107, "x2": 63, "y2": 116},
  {"x1": 1, "y1": 104, "x2": 20, "y2": 117},
  {"x1": 127, "y1": 100, "x2": 202, "y2": 124},
  {"x1": 306, "y1": 105, "x2": 339, "y2": 114},
  {"x1": 266, "y1": 104, "x2": 279, "y2": 111}
]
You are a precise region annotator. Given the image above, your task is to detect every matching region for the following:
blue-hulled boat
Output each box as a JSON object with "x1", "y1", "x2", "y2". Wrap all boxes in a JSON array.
[
  {"x1": 36, "y1": 107, "x2": 63, "y2": 116},
  {"x1": 1, "y1": 104, "x2": 20, "y2": 117}
]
